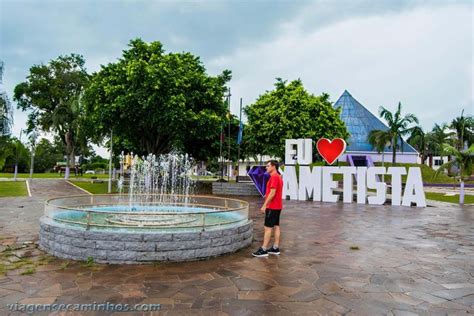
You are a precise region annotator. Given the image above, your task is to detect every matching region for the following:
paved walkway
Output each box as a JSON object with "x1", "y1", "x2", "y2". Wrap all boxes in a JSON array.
[
  {"x1": 28, "y1": 179, "x2": 85, "y2": 198},
  {"x1": 0, "y1": 180, "x2": 85, "y2": 246},
  {"x1": 0, "y1": 181, "x2": 473, "y2": 315},
  {"x1": 424, "y1": 185, "x2": 474, "y2": 195}
]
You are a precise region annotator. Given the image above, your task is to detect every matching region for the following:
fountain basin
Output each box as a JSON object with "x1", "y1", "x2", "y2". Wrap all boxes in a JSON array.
[{"x1": 39, "y1": 194, "x2": 253, "y2": 263}]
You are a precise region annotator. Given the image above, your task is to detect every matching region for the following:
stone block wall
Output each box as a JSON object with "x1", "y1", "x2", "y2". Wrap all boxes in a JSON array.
[
  {"x1": 212, "y1": 182, "x2": 259, "y2": 196},
  {"x1": 39, "y1": 216, "x2": 253, "y2": 264}
]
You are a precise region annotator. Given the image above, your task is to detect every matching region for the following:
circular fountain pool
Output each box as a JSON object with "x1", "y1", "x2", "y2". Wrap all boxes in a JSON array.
[{"x1": 39, "y1": 194, "x2": 253, "y2": 263}]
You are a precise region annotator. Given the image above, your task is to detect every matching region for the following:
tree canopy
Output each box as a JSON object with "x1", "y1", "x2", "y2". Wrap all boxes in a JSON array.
[
  {"x1": 13, "y1": 54, "x2": 90, "y2": 173},
  {"x1": 33, "y1": 138, "x2": 64, "y2": 172},
  {"x1": 0, "y1": 136, "x2": 30, "y2": 172},
  {"x1": 83, "y1": 38, "x2": 232, "y2": 161},
  {"x1": 244, "y1": 79, "x2": 349, "y2": 159}
]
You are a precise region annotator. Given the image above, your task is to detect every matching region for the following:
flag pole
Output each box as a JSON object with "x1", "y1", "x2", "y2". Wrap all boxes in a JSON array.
[
  {"x1": 227, "y1": 88, "x2": 231, "y2": 182},
  {"x1": 237, "y1": 98, "x2": 242, "y2": 179},
  {"x1": 219, "y1": 122, "x2": 223, "y2": 181}
]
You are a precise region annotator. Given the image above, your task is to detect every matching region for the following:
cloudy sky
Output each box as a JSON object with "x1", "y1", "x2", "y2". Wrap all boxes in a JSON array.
[{"x1": 1, "y1": 0, "x2": 472, "y2": 156}]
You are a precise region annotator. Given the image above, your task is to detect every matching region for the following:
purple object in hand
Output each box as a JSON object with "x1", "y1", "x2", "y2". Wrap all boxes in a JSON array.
[{"x1": 247, "y1": 166, "x2": 270, "y2": 197}]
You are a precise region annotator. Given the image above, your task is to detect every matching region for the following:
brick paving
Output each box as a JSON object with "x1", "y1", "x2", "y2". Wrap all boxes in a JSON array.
[{"x1": 0, "y1": 180, "x2": 473, "y2": 315}]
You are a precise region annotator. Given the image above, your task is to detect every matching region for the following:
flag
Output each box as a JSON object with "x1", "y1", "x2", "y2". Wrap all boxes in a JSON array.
[{"x1": 237, "y1": 120, "x2": 243, "y2": 145}]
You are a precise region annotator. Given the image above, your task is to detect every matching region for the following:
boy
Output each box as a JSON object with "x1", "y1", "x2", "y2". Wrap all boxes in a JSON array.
[{"x1": 252, "y1": 160, "x2": 283, "y2": 257}]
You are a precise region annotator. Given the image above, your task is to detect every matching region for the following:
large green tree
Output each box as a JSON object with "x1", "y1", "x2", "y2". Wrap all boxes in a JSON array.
[
  {"x1": 244, "y1": 79, "x2": 349, "y2": 159},
  {"x1": 83, "y1": 38, "x2": 231, "y2": 161},
  {"x1": 13, "y1": 54, "x2": 90, "y2": 178}
]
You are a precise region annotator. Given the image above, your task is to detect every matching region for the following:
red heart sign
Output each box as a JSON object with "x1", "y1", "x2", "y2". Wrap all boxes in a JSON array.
[{"x1": 316, "y1": 138, "x2": 347, "y2": 165}]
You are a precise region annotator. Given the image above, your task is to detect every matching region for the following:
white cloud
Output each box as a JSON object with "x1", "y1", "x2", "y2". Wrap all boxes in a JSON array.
[
  {"x1": 3, "y1": 0, "x2": 472, "y2": 155},
  {"x1": 208, "y1": 3, "x2": 473, "y2": 131}
]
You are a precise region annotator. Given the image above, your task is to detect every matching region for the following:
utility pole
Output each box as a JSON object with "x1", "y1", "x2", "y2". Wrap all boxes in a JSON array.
[
  {"x1": 108, "y1": 129, "x2": 113, "y2": 193},
  {"x1": 227, "y1": 88, "x2": 231, "y2": 182}
]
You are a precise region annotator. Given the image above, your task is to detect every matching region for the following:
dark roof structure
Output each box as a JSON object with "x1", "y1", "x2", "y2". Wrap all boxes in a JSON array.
[{"x1": 334, "y1": 90, "x2": 417, "y2": 153}]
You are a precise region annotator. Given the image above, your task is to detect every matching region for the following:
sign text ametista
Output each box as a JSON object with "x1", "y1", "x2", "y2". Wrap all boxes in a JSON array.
[{"x1": 282, "y1": 139, "x2": 426, "y2": 207}]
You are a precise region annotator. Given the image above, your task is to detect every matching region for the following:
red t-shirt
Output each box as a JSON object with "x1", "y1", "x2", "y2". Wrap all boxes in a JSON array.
[{"x1": 265, "y1": 173, "x2": 283, "y2": 210}]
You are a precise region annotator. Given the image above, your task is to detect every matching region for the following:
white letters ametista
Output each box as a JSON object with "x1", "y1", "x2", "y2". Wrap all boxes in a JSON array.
[{"x1": 281, "y1": 139, "x2": 426, "y2": 207}]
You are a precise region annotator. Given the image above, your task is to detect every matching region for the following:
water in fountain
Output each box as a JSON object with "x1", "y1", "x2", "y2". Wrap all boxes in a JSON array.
[{"x1": 119, "y1": 152, "x2": 195, "y2": 208}]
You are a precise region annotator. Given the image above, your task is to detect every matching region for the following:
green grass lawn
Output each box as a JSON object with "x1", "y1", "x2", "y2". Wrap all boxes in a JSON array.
[
  {"x1": 0, "y1": 181, "x2": 28, "y2": 197},
  {"x1": 425, "y1": 192, "x2": 474, "y2": 204},
  {"x1": 190, "y1": 175, "x2": 220, "y2": 181},
  {"x1": 190, "y1": 176, "x2": 237, "y2": 182},
  {"x1": 69, "y1": 180, "x2": 119, "y2": 194},
  {"x1": 372, "y1": 162, "x2": 460, "y2": 184},
  {"x1": 0, "y1": 173, "x2": 109, "y2": 179}
]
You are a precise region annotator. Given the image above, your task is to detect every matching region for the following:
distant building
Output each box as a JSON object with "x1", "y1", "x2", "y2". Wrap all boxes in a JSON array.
[
  {"x1": 334, "y1": 90, "x2": 418, "y2": 165},
  {"x1": 422, "y1": 156, "x2": 449, "y2": 171}
]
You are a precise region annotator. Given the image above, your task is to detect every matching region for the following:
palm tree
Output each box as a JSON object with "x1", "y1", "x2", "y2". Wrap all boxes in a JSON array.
[
  {"x1": 425, "y1": 123, "x2": 452, "y2": 168},
  {"x1": 408, "y1": 126, "x2": 428, "y2": 164},
  {"x1": 430, "y1": 124, "x2": 451, "y2": 154},
  {"x1": 431, "y1": 123, "x2": 452, "y2": 148},
  {"x1": 450, "y1": 110, "x2": 474, "y2": 150},
  {"x1": 379, "y1": 102, "x2": 419, "y2": 164},
  {"x1": 368, "y1": 129, "x2": 392, "y2": 182},
  {"x1": 435, "y1": 144, "x2": 474, "y2": 205}
]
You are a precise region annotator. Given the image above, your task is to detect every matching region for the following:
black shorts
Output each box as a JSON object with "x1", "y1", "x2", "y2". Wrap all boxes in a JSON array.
[{"x1": 264, "y1": 209, "x2": 281, "y2": 227}]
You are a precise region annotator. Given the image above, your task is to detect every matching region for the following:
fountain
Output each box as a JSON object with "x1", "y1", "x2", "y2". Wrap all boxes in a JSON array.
[{"x1": 39, "y1": 153, "x2": 252, "y2": 263}]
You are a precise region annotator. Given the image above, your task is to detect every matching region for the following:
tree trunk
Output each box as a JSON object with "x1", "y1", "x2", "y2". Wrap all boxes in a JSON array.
[
  {"x1": 65, "y1": 154, "x2": 70, "y2": 179},
  {"x1": 70, "y1": 149, "x2": 75, "y2": 176},
  {"x1": 392, "y1": 138, "x2": 396, "y2": 164},
  {"x1": 447, "y1": 155, "x2": 452, "y2": 176},
  {"x1": 64, "y1": 130, "x2": 74, "y2": 179},
  {"x1": 382, "y1": 151, "x2": 385, "y2": 182},
  {"x1": 429, "y1": 155, "x2": 433, "y2": 168},
  {"x1": 29, "y1": 151, "x2": 35, "y2": 180}
]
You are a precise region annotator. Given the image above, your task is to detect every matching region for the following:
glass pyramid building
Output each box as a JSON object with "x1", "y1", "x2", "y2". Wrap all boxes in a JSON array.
[{"x1": 334, "y1": 90, "x2": 417, "y2": 154}]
